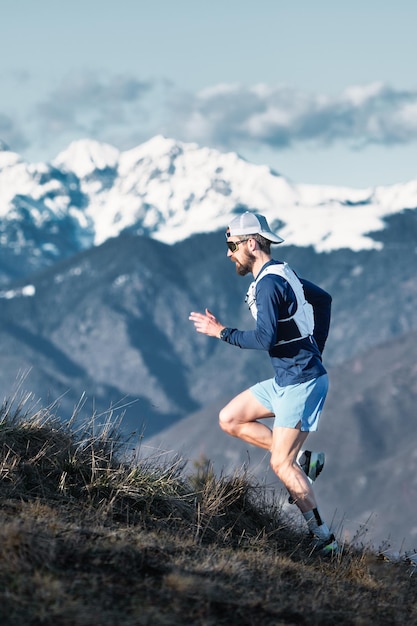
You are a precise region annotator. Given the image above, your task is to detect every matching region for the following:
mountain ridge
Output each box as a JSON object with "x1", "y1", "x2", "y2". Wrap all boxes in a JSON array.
[{"x1": 0, "y1": 208, "x2": 416, "y2": 434}]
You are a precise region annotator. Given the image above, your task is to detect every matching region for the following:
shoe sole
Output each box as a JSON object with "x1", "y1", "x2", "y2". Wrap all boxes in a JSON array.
[
  {"x1": 302, "y1": 450, "x2": 325, "y2": 481},
  {"x1": 288, "y1": 450, "x2": 325, "y2": 504}
]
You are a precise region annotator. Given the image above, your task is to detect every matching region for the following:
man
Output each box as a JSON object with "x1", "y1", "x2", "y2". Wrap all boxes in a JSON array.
[{"x1": 189, "y1": 211, "x2": 338, "y2": 556}]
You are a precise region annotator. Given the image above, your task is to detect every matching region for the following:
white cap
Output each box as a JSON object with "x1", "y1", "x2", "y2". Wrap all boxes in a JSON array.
[{"x1": 226, "y1": 211, "x2": 284, "y2": 243}]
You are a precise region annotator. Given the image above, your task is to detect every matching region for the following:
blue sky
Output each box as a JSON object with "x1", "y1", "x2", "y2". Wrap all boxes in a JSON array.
[{"x1": 2, "y1": 0, "x2": 417, "y2": 187}]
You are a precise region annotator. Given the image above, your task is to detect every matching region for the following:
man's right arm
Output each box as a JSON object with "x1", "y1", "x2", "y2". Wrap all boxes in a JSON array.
[{"x1": 220, "y1": 278, "x2": 282, "y2": 351}]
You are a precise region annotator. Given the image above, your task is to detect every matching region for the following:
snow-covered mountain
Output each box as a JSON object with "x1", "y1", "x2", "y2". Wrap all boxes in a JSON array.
[
  {"x1": 1, "y1": 135, "x2": 417, "y2": 277},
  {"x1": 48, "y1": 135, "x2": 417, "y2": 251}
]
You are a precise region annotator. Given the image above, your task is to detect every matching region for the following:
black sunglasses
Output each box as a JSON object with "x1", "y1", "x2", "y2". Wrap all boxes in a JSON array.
[{"x1": 226, "y1": 238, "x2": 250, "y2": 253}]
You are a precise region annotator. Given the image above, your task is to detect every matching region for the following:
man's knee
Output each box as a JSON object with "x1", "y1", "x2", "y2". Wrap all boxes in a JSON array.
[{"x1": 219, "y1": 406, "x2": 239, "y2": 436}]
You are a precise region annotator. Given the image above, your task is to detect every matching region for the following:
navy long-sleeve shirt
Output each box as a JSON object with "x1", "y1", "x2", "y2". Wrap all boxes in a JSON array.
[{"x1": 220, "y1": 260, "x2": 331, "y2": 386}]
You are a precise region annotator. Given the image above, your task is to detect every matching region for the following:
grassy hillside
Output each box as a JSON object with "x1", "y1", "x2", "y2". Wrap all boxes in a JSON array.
[{"x1": 0, "y1": 396, "x2": 416, "y2": 626}]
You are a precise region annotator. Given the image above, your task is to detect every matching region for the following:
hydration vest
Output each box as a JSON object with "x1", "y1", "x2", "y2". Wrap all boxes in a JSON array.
[{"x1": 245, "y1": 263, "x2": 315, "y2": 345}]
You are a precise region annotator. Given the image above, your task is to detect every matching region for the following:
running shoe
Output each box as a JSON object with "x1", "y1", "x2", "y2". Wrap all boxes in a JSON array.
[{"x1": 311, "y1": 533, "x2": 340, "y2": 557}]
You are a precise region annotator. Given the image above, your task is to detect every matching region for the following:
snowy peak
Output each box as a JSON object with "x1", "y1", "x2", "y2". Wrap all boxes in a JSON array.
[{"x1": 53, "y1": 139, "x2": 120, "y2": 178}]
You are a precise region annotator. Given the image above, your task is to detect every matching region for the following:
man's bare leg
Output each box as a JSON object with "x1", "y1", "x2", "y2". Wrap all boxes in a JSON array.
[
  {"x1": 219, "y1": 388, "x2": 274, "y2": 449},
  {"x1": 270, "y1": 424, "x2": 317, "y2": 512},
  {"x1": 219, "y1": 390, "x2": 315, "y2": 506},
  {"x1": 219, "y1": 390, "x2": 337, "y2": 552}
]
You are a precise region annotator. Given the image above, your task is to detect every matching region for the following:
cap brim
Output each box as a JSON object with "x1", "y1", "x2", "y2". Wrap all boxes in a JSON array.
[{"x1": 260, "y1": 231, "x2": 284, "y2": 244}]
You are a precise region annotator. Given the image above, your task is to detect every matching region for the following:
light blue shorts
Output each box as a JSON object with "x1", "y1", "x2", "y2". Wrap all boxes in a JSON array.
[{"x1": 250, "y1": 374, "x2": 329, "y2": 431}]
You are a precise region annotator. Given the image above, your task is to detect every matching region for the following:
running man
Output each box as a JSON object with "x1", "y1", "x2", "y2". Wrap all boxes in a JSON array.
[{"x1": 189, "y1": 211, "x2": 338, "y2": 555}]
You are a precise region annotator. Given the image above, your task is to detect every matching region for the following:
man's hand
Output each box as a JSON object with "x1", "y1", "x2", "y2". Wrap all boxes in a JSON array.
[{"x1": 189, "y1": 308, "x2": 225, "y2": 338}]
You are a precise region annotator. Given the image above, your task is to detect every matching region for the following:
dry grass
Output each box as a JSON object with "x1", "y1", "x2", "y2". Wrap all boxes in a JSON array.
[{"x1": 0, "y1": 395, "x2": 416, "y2": 626}]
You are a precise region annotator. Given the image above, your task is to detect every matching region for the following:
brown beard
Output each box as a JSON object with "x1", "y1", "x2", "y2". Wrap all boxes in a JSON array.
[{"x1": 234, "y1": 249, "x2": 256, "y2": 276}]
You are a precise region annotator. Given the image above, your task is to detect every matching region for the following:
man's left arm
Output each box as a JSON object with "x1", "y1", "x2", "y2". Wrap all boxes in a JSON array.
[{"x1": 300, "y1": 279, "x2": 332, "y2": 354}]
